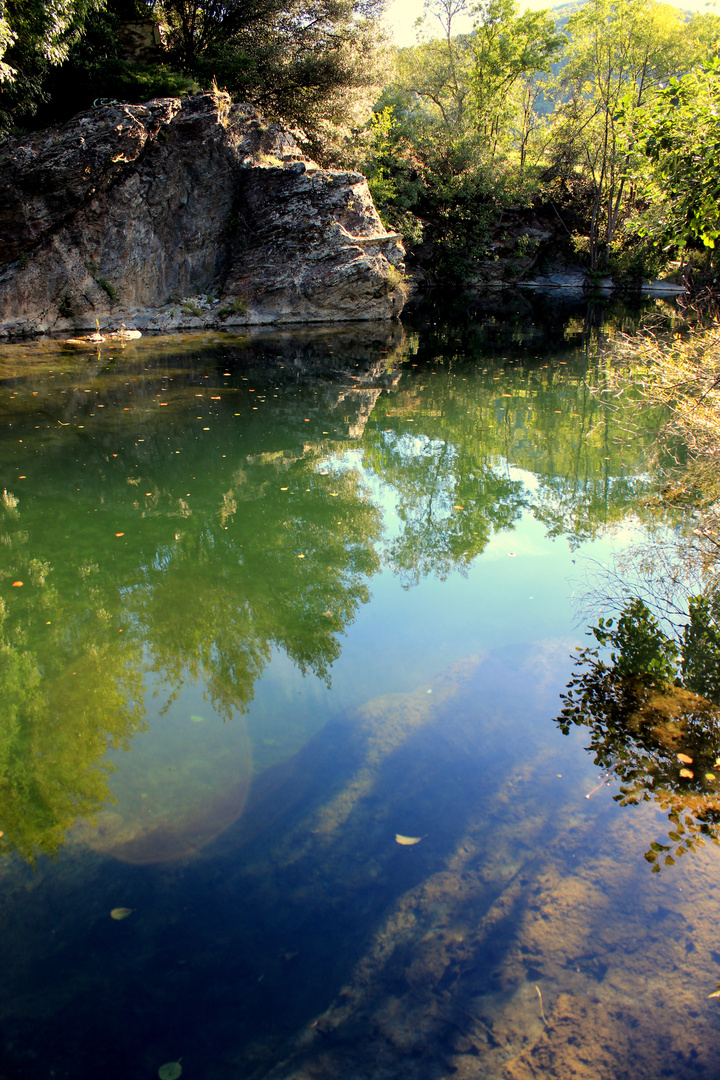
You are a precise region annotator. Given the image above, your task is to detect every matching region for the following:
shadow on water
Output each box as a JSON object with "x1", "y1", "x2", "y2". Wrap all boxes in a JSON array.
[{"x1": 0, "y1": 646, "x2": 572, "y2": 1080}]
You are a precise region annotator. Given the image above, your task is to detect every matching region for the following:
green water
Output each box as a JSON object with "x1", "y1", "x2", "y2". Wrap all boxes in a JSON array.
[{"x1": 1, "y1": 305, "x2": 719, "y2": 1079}]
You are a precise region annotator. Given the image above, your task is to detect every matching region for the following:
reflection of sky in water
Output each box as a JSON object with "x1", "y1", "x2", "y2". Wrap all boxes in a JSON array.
[{"x1": 92, "y1": 437, "x2": 665, "y2": 862}]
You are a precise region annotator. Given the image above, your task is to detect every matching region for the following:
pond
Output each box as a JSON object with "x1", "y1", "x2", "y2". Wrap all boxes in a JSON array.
[{"x1": 1, "y1": 294, "x2": 719, "y2": 1080}]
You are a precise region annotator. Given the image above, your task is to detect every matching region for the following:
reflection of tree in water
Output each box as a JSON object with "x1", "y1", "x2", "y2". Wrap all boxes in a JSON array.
[
  {"x1": 130, "y1": 454, "x2": 380, "y2": 718},
  {"x1": 0, "y1": 320, "x2": 673, "y2": 861},
  {"x1": 0, "y1": 338, "x2": 389, "y2": 861},
  {"x1": 0, "y1": 577, "x2": 146, "y2": 863},
  {"x1": 558, "y1": 594, "x2": 720, "y2": 871},
  {"x1": 362, "y1": 347, "x2": 664, "y2": 582}
]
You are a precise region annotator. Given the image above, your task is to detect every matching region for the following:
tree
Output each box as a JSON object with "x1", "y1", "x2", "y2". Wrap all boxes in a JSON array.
[
  {"x1": 0, "y1": 0, "x2": 105, "y2": 128},
  {"x1": 468, "y1": 0, "x2": 563, "y2": 156},
  {"x1": 627, "y1": 58, "x2": 720, "y2": 264},
  {"x1": 359, "y1": 0, "x2": 563, "y2": 276},
  {"x1": 156, "y1": 0, "x2": 388, "y2": 130},
  {"x1": 554, "y1": 0, "x2": 689, "y2": 271}
]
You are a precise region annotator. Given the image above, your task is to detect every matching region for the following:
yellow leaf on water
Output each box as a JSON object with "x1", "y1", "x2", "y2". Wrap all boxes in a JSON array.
[
  {"x1": 158, "y1": 1063, "x2": 182, "y2": 1080},
  {"x1": 680, "y1": 768, "x2": 694, "y2": 778},
  {"x1": 110, "y1": 907, "x2": 133, "y2": 920},
  {"x1": 706, "y1": 773, "x2": 716, "y2": 781},
  {"x1": 395, "y1": 834, "x2": 423, "y2": 846},
  {"x1": 677, "y1": 753, "x2": 693, "y2": 764}
]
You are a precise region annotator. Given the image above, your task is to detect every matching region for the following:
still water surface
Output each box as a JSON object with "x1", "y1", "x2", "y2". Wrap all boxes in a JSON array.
[{"x1": 1, "y1": 301, "x2": 719, "y2": 1079}]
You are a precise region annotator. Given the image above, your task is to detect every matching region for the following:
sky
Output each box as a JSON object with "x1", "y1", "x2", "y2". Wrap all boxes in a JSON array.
[{"x1": 383, "y1": 0, "x2": 720, "y2": 46}]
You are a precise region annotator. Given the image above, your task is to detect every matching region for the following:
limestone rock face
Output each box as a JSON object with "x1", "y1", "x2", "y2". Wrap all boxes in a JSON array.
[{"x1": 0, "y1": 93, "x2": 406, "y2": 337}]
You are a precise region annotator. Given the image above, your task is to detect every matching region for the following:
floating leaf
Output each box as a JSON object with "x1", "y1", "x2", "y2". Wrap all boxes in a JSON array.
[
  {"x1": 158, "y1": 1063, "x2": 182, "y2": 1080},
  {"x1": 677, "y1": 753, "x2": 693, "y2": 764},
  {"x1": 395, "y1": 834, "x2": 423, "y2": 846},
  {"x1": 680, "y1": 768, "x2": 694, "y2": 778},
  {"x1": 708, "y1": 989, "x2": 720, "y2": 999},
  {"x1": 115, "y1": 532, "x2": 124, "y2": 538},
  {"x1": 11, "y1": 581, "x2": 22, "y2": 587},
  {"x1": 706, "y1": 773, "x2": 716, "y2": 781},
  {"x1": 110, "y1": 907, "x2": 133, "y2": 920},
  {"x1": 190, "y1": 715, "x2": 204, "y2": 723}
]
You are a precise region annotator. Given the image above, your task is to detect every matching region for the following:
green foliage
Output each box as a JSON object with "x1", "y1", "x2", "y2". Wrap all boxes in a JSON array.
[
  {"x1": 682, "y1": 593, "x2": 720, "y2": 704},
  {"x1": 558, "y1": 590, "x2": 720, "y2": 872},
  {"x1": 57, "y1": 294, "x2": 75, "y2": 318},
  {"x1": 157, "y1": 0, "x2": 386, "y2": 132},
  {"x1": 468, "y1": 0, "x2": 564, "y2": 147},
  {"x1": 627, "y1": 60, "x2": 720, "y2": 262},
  {"x1": 591, "y1": 599, "x2": 679, "y2": 682},
  {"x1": 0, "y1": 0, "x2": 105, "y2": 129},
  {"x1": 217, "y1": 296, "x2": 248, "y2": 319},
  {"x1": 356, "y1": 0, "x2": 562, "y2": 277},
  {"x1": 97, "y1": 277, "x2": 118, "y2": 302}
]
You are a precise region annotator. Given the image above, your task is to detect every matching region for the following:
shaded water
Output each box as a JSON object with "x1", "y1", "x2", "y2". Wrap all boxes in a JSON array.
[{"x1": 1, "y1": 298, "x2": 719, "y2": 1080}]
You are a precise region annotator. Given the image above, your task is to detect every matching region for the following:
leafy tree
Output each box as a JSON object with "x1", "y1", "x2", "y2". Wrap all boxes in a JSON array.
[
  {"x1": 0, "y1": 0, "x2": 105, "y2": 128},
  {"x1": 156, "y1": 0, "x2": 387, "y2": 131},
  {"x1": 553, "y1": 0, "x2": 690, "y2": 271},
  {"x1": 626, "y1": 58, "x2": 720, "y2": 265},
  {"x1": 468, "y1": 0, "x2": 563, "y2": 155},
  {"x1": 359, "y1": 0, "x2": 562, "y2": 276}
]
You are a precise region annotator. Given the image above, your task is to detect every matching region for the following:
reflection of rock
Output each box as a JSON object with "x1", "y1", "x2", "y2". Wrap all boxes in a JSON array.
[
  {"x1": 0, "y1": 93, "x2": 406, "y2": 337},
  {"x1": 338, "y1": 388, "x2": 382, "y2": 440}
]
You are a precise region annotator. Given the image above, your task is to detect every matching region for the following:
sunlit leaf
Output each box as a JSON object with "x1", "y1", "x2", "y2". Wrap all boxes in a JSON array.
[
  {"x1": 110, "y1": 907, "x2": 133, "y2": 920},
  {"x1": 680, "y1": 768, "x2": 694, "y2": 778},
  {"x1": 11, "y1": 581, "x2": 22, "y2": 587},
  {"x1": 677, "y1": 753, "x2": 693, "y2": 764},
  {"x1": 395, "y1": 834, "x2": 423, "y2": 845}
]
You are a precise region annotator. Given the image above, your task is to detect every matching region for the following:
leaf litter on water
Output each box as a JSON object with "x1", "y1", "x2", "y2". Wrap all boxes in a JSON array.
[
  {"x1": 395, "y1": 834, "x2": 423, "y2": 846},
  {"x1": 158, "y1": 1063, "x2": 182, "y2": 1080},
  {"x1": 110, "y1": 907, "x2": 133, "y2": 920}
]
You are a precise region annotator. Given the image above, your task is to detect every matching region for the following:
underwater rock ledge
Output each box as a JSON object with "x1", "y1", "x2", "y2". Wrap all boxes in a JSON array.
[{"x1": 0, "y1": 92, "x2": 407, "y2": 338}]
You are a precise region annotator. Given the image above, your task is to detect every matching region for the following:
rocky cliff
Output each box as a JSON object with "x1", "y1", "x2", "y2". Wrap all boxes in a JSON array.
[{"x1": 0, "y1": 92, "x2": 406, "y2": 337}]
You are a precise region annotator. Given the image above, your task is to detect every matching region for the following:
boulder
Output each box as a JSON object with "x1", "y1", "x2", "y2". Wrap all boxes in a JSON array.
[{"x1": 0, "y1": 92, "x2": 406, "y2": 337}]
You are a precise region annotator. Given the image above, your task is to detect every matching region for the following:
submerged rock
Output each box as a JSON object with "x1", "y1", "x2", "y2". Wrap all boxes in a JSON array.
[{"x1": 0, "y1": 92, "x2": 406, "y2": 337}]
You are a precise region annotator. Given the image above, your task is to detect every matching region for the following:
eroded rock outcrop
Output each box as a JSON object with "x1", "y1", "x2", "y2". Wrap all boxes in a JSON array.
[{"x1": 0, "y1": 92, "x2": 406, "y2": 337}]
